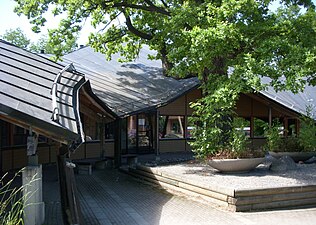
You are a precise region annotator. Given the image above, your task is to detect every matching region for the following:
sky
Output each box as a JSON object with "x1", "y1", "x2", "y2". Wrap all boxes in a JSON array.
[{"x1": 0, "y1": 0, "x2": 95, "y2": 45}]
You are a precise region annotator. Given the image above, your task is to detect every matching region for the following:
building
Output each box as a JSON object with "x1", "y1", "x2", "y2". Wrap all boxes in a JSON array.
[
  {"x1": 0, "y1": 40, "x2": 115, "y2": 173},
  {"x1": 61, "y1": 46, "x2": 316, "y2": 163},
  {"x1": 1, "y1": 40, "x2": 314, "y2": 170}
]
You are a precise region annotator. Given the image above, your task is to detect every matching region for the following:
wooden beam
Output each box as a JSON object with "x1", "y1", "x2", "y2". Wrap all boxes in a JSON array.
[
  {"x1": 79, "y1": 104, "x2": 102, "y2": 122},
  {"x1": 81, "y1": 87, "x2": 116, "y2": 121},
  {"x1": 0, "y1": 115, "x2": 68, "y2": 144},
  {"x1": 247, "y1": 93, "x2": 299, "y2": 118}
]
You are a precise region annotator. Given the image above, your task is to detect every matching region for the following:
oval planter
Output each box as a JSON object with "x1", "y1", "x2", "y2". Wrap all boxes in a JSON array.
[
  {"x1": 269, "y1": 151, "x2": 316, "y2": 162},
  {"x1": 208, "y1": 158, "x2": 265, "y2": 173}
]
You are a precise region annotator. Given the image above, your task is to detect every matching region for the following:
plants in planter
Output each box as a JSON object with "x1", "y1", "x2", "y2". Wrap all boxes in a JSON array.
[
  {"x1": 189, "y1": 95, "x2": 265, "y2": 173},
  {"x1": 265, "y1": 112, "x2": 316, "y2": 162},
  {"x1": 298, "y1": 107, "x2": 316, "y2": 152}
]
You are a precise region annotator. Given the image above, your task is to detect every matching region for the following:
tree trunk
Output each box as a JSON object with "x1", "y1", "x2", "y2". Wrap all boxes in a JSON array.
[{"x1": 160, "y1": 45, "x2": 173, "y2": 76}]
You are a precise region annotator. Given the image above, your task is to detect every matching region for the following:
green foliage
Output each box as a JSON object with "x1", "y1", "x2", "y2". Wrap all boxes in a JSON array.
[
  {"x1": 264, "y1": 119, "x2": 283, "y2": 152},
  {"x1": 278, "y1": 137, "x2": 303, "y2": 152},
  {"x1": 29, "y1": 35, "x2": 54, "y2": 54},
  {"x1": 253, "y1": 118, "x2": 269, "y2": 137},
  {"x1": 1, "y1": 28, "x2": 30, "y2": 49},
  {"x1": 229, "y1": 117, "x2": 250, "y2": 157},
  {"x1": 0, "y1": 28, "x2": 77, "y2": 58},
  {"x1": 189, "y1": 75, "x2": 251, "y2": 159},
  {"x1": 298, "y1": 107, "x2": 316, "y2": 151},
  {"x1": 29, "y1": 34, "x2": 78, "y2": 59},
  {"x1": 0, "y1": 173, "x2": 24, "y2": 225}
]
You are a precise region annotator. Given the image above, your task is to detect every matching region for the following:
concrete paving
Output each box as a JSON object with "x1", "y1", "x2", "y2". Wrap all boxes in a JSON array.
[
  {"x1": 43, "y1": 162, "x2": 316, "y2": 225},
  {"x1": 76, "y1": 169, "x2": 316, "y2": 225}
]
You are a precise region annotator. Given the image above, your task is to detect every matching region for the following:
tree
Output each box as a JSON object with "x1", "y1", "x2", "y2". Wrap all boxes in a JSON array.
[
  {"x1": 1, "y1": 28, "x2": 77, "y2": 57},
  {"x1": 14, "y1": 0, "x2": 316, "y2": 156},
  {"x1": 29, "y1": 34, "x2": 78, "y2": 57},
  {"x1": 1, "y1": 28, "x2": 30, "y2": 49}
]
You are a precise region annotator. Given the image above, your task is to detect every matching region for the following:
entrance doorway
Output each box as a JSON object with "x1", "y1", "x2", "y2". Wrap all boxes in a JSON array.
[{"x1": 126, "y1": 113, "x2": 154, "y2": 154}]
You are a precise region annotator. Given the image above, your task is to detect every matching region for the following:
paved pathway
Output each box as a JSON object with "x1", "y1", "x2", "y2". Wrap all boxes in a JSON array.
[{"x1": 76, "y1": 169, "x2": 316, "y2": 225}]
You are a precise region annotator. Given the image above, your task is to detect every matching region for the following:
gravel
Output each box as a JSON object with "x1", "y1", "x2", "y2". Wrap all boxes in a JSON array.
[{"x1": 147, "y1": 160, "x2": 316, "y2": 190}]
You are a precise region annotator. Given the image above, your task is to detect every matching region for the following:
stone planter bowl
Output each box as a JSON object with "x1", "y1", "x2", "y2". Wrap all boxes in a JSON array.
[
  {"x1": 269, "y1": 151, "x2": 316, "y2": 162},
  {"x1": 208, "y1": 158, "x2": 265, "y2": 173}
]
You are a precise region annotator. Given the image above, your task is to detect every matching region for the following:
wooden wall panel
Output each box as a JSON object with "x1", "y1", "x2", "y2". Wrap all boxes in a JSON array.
[
  {"x1": 50, "y1": 145, "x2": 58, "y2": 163},
  {"x1": 235, "y1": 94, "x2": 252, "y2": 117},
  {"x1": 70, "y1": 144, "x2": 85, "y2": 160},
  {"x1": 13, "y1": 148, "x2": 27, "y2": 169},
  {"x1": 186, "y1": 89, "x2": 202, "y2": 115},
  {"x1": 159, "y1": 139, "x2": 186, "y2": 153},
  {"x1": 104, "y1": 141, "x2": 115, "y2": 158},
  {"x1": 159, "y1": 96, "x2": 186, "y2": 115},
  {"x1": 252, "y1": 99, "x2": 269, "y2": 117},
  {"x1": 2, "y1": 150, "x2": 12, "y2": 172},
  {"x1": 85, "y1": 142, "x2": 101, "y2": 158},
  {"x1": 38, "y1": 146, "x2": 50, "y2": 164},
  {"x1": 185, "y1": 141, "x2": 193, "y2": 152}
]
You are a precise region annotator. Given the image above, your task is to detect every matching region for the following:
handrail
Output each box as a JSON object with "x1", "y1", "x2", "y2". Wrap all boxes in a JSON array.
[{"x1": 51, "y1": 63, "x2": 74, "y2": 122}]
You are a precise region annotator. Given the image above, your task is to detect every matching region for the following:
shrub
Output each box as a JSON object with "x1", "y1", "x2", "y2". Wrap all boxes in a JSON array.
[
  {"x1": 298, "y1": 107, "x2": 316, "y2": 151},
  {"x1": 264, "y1": 119, "x2": 282, "y2": 152}
]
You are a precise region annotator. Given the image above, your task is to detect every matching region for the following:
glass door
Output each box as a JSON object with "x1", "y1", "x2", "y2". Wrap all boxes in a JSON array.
[
  {"x1": 127, "y1": 115, "x2": 137, "y2": 152},
  {"x1": 137, "y1": 114, "x2": 152, "y2": 151}
]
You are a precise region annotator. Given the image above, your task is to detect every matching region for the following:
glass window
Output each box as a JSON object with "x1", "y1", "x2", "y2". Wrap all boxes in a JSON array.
[
  {"x1": 128, "y1": 115, "x2": 137, "y2": 148},
  {"x1": 159, "y1": 116, "x2": 185, "y2": 139},
  {"x1": 105, "y1": 121, "x2": 115, "y2": 139},
  {"x1": 288, "y1": 119, "x2": 297, "y2": 136}
]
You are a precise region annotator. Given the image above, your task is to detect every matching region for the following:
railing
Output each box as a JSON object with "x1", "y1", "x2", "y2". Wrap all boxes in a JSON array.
[{"x1": 51, "y1": 63, "x2": 74, "y2": 122}]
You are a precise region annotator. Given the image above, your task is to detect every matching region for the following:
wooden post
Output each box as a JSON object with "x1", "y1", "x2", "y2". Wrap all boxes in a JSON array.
[
  {"x1": 56, "y1": 145, "x2": 83, "y2": 225},
  {"x1": 56, "y1": 146, "x2": 69, "y2": 224},
  {"x1": 100, "y1": 116, "x2": 105, "y2": 159},
  {"x1": 114, "y1": 119, "x2": 122, "y2": 167},
  {"x1": 268, "y1": 106, "x2": 272, "y2": 128},
  {"x1": 155, "y1": 110, "x2": 160, "y2": 159}
]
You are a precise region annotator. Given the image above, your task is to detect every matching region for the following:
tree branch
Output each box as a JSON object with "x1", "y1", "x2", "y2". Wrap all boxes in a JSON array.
[
  {"x1": 143, "y1": 0, "x2": 171, "y2": 16},
  {"x1": 124, "y1": 14, "x2": 153, "y2": 40}
]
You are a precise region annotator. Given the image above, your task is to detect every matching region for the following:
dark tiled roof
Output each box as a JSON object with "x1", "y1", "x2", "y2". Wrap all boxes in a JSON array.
[
  {"x1": 260, "y1": 77, "x2": 316, "y2": 120},
  {"x1": 0, "y1": 40, "x2": 85, "y2": 147},
  {"x1": 62, "y1": 46, "x2": 200, "y2": 117}
]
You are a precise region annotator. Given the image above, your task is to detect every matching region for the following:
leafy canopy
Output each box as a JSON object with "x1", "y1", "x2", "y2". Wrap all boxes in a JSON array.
[
  {"x1": 14, "y1": 0, "x2": 316, "y2": 89},
  {"x1": 1, "y1": 28, "x2": 77, "y2": 57},
  {"x1": 1, "y1": 28, "x2": 30, "y2": 49}
]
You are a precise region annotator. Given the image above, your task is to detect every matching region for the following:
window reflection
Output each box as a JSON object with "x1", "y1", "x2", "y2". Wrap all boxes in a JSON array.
[{"x1": 159, "y1": 116, "x2": 185, "y2": 139}]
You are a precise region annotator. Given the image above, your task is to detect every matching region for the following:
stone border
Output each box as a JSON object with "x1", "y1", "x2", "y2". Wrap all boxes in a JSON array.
[{"x1": 125, "y1": 165, "x2": 316, "y2": 212}]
